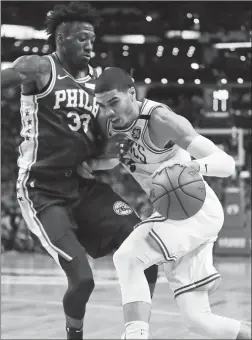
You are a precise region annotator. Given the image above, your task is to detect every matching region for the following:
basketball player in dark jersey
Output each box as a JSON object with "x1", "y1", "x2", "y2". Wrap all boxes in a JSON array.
[{"x1": 1, "y1": 3, "x2": 158, "y2": 339}]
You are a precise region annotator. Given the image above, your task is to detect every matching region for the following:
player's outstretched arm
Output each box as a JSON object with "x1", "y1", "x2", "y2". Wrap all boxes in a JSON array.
[
  {"x1": 149, "y1": 107, "x2": 235, "y2": 178},
  {"x1": 1, "y1": 55, "x2": 51, "y2": 88}
]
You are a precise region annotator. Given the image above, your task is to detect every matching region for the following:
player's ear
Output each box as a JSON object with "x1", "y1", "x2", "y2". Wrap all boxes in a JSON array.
[
  {"x1": 129, "y1": 87, "x2": 136, "y2": 101},
  {"x1": 56, "y1": 33, "x2": 64, "y2": 46}
]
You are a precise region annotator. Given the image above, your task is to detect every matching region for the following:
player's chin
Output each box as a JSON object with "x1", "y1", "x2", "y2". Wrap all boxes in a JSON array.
[{"x1": 77, "y1": 55, "x2": 90, "y2": 65}]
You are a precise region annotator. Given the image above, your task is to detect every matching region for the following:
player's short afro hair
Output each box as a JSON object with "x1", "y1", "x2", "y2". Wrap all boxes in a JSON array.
[
  {"x1": 95, "y1": 67, "x2": 134, "y2": 94},
  {"x1": 45, "y1": 1, "x2": 100, "y2": 50}
]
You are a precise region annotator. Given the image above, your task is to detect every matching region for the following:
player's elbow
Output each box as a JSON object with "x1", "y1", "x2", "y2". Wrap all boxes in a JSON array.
[{"x1": 223, "y1": 153, "x2": 236, "y2": 177}]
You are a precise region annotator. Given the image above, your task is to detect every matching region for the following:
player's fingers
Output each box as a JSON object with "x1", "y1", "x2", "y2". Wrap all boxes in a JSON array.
[
  {"x1": 76, "y1": 164, "x2": 94, "y2": 179},
  {"x1": 152, "y1": 161, "x2": 185, "y2": 178},
  {"x1": 83, "y1": 161, "x2": 94, "y2": 173}
]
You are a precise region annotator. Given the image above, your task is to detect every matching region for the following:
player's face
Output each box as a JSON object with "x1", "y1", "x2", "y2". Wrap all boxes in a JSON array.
[
  {"x1": 96, "y1": 89, "x2": 135, "y2": 129},
  {"x1": 63, "y1": 22, "x2": 95, "y2": 67}
]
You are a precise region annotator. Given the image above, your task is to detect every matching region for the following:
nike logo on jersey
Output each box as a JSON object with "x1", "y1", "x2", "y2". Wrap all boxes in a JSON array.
[{"x1": 57, "y1": 75, "x2": 68, "y2": 80}]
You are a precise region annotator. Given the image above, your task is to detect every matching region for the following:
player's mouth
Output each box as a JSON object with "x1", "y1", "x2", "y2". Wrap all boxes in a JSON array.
[
  {"x1": 82, "y1": 53, "x2": 91, "y2": 60},
  {"x1": 111, "y1": 117, "x2": 122, "y2": 127}
]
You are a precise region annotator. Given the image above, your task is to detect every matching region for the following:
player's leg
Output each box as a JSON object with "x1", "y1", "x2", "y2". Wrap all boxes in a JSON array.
[
  {"x1": 38, "y1": 205, "x2": 95, "y2": 339},
  {"x1": 18, "y1": 177, "x2": 94, "y2": 339},
  {"x1": 112, "y1": 218, "x2": 158, "y2": 299},
  {"x1": 176, "y1": 290, "x2": 251, "y2": 339},
  {"x1": 113, "y1": 205, "x2": 221, "y2": 339},
  {"x1": 76, "y1": 181, "x2": 158, "y2": 298},
  {"x1": 167, "y1": 243, "x2": 251, "y2": 339},
  {"x1": 113, "y1": 212, "x2": 169, "y2": 339}
]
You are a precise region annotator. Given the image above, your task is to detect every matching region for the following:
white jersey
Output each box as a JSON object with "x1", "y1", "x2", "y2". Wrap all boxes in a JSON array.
[{"x1": 106, "y1": 98, "x2": 191, "y2": 194}]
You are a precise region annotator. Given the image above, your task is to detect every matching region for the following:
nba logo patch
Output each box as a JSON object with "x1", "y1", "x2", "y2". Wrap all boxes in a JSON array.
[{"x1": 132, "y1": 126, "x2": 141, "y2": 140}]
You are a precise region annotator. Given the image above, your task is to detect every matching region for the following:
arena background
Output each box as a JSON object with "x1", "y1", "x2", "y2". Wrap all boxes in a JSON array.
[{"x1": 1, "y1": 2, "x2": 251, "y2": 339}]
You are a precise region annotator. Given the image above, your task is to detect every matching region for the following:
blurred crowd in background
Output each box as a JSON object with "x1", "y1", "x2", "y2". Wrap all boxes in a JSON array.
[{"x1": 1, "y1": 2, "x2": 251, "y2": 253}]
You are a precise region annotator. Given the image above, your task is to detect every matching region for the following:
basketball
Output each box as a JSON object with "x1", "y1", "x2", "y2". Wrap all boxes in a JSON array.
[{"x1": 150, "y1": 164, "x2": 206, "y2": 220}]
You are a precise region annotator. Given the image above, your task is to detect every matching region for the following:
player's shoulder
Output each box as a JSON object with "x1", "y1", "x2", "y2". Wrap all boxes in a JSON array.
[
  {"x1": 149, "y1": 102, "x2": 177, "y2": 127},
  {"x1": 12, "y1": 54, "x2": 52, "y2": 75}
]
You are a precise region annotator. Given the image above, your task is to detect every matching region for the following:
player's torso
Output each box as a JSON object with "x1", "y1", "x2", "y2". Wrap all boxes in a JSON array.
[
  {"x1": 107, "y1": 98, "x2": 190, "y2": 170},
  {"x1": 18, "y1": 53, "x2": 101, "y2": 173},
  {"x1": 107, "y1": 99, "x2": 191, "y2": 193}
]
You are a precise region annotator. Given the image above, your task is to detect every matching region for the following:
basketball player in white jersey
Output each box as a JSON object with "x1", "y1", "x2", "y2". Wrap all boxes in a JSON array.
[{"x1": 78, "y1": 67, "x2": 251, "y2": 339}]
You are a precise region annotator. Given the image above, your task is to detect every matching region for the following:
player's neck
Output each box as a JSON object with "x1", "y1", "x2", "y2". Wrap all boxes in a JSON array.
[{"x1": 55, "y1": 51, "x2": 89, "y2": 79}]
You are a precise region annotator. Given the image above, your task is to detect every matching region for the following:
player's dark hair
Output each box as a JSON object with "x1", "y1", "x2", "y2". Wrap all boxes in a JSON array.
[
  {"x1": 95, "y1": 67, "x2": 134, "y2": 94},
  {"x1": 45, "y1": 2, "x2": 100, "y2": 50}
]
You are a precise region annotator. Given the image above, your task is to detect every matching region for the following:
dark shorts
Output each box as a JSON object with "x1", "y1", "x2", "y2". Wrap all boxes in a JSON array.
[{"x1": 17, "y1": 170, "x2": 140, "y2": 261}]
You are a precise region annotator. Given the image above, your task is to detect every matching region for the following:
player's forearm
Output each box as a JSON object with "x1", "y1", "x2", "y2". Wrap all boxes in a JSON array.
[
  {"x1": 89, "y1": 157, "x2": 119, "y2": 171},
  {"x1": 1, "y1": 68, "x2": 23, "y2": 88},
  {"x1": 192, "y1": 152, "x2": 235, "y2": 177},
  {"x1": 187, "y1": 135, "x2": 236, "y2": 177}
]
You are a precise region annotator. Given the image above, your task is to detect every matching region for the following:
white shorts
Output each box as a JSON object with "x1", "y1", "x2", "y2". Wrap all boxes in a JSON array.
[{"x1": 134, "y1": 182, "x2": 224, "y2": 297}]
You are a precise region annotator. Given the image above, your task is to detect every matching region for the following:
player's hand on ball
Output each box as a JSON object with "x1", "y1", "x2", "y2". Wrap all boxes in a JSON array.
[
  {"x1": 152, "y1": 160, "x2": 185, "y2": 178},
  {"x1": 185, "y1": 160, "x2": 200, "y2": 172},
  {"x1": 152, "y1": 160, "x2": 200, "y2": 179}
]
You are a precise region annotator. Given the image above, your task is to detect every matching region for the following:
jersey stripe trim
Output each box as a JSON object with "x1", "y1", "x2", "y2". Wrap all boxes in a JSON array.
[
  {"x1": 174, "y1": 273, "x2": 221, "y2": 298},
  {"x1": 133, "y1": 212, "x2": 177, "y2": 262},
  {"x1": 139, "y1": 114, "x2": 150, "y2": 120},
  {"x1": 17, "y1": 94, "x2": 73, "y2": 262},
  {"x1": 17, "y1": 100, "x2": 27, "y2": 166},
  {"x1": 142, "y1": 103, "x2": 175, "y2": 155},
  {"x1": 36, "y1": 55, "x2": 57, "y2": 99},
  {"x1": 52, "y1": 53, "x2": 92, "y2": 83},
  {"x1": 133, "y1": 213, "x2": 166, "y2": 229},
  {"x1": 149, "y1": 229, "x2": 177, "y2": 262},
  {"x1": 17, "y1": 174, "x2": 73, "y2": 263},
  {"x1": 18, "y1": 96, "x2": 39, "y2": 171}
]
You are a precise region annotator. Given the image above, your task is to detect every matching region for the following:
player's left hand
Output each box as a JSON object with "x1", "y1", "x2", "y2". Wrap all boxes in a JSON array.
[
  {"x1": 152, "y1": 160, "x2": 200, "y2": 178},
  {"x1": 102, "y1": 134, "x2": 131, "y2": 158},
  {"x1": 116, "y1": 137, "x2": 134, "y2": 162}
]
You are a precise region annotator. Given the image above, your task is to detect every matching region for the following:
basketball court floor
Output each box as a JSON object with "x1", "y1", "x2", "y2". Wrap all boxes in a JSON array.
[{"x1": 1, "y1": 251, "x2": 251, "y2": 339}]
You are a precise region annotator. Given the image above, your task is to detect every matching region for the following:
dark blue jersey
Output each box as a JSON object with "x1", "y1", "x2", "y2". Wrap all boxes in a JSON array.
[{"x1": 18, "y1": 53, "x2": 102, "y2": 174}]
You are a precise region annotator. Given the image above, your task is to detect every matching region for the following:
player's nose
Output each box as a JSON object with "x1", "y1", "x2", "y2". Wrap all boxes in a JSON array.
[{"x1": 84, "y1": 40, "x2": 93, "y2": 51}]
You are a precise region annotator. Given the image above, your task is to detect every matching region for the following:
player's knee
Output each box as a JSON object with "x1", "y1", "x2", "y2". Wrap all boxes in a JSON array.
[
  {"x1": 75, "y1": 275, "x2": 95, "y2": 296},
  {"x1": 60, "y1": 253, "x2": 95, "y2": 295},
  {"x1": 69, "y1": 266, "x2": 95, "y2": 296},
  {"x1": 113, "y1": 246, "x2": 131, "y2": 270},
  {"x1": 113, "y1": 242, "x2": 140, "y2": 272}
]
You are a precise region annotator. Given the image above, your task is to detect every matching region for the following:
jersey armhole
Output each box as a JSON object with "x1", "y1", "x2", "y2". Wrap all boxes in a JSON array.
[
  {"x1": 36, "y1": 55, "x2": 57, "y2": 99},
  {"x1": 37, "y1": 71, "x2": 53, "y2": 94},
  {"x1": 143, "y1": 104, "x2": 175, "y2": 153}
]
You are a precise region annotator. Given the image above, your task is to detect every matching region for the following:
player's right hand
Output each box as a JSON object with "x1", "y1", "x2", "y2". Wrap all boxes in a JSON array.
[{"x1": 152, "y1": 160, "x2": 185, "y2": 178}]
